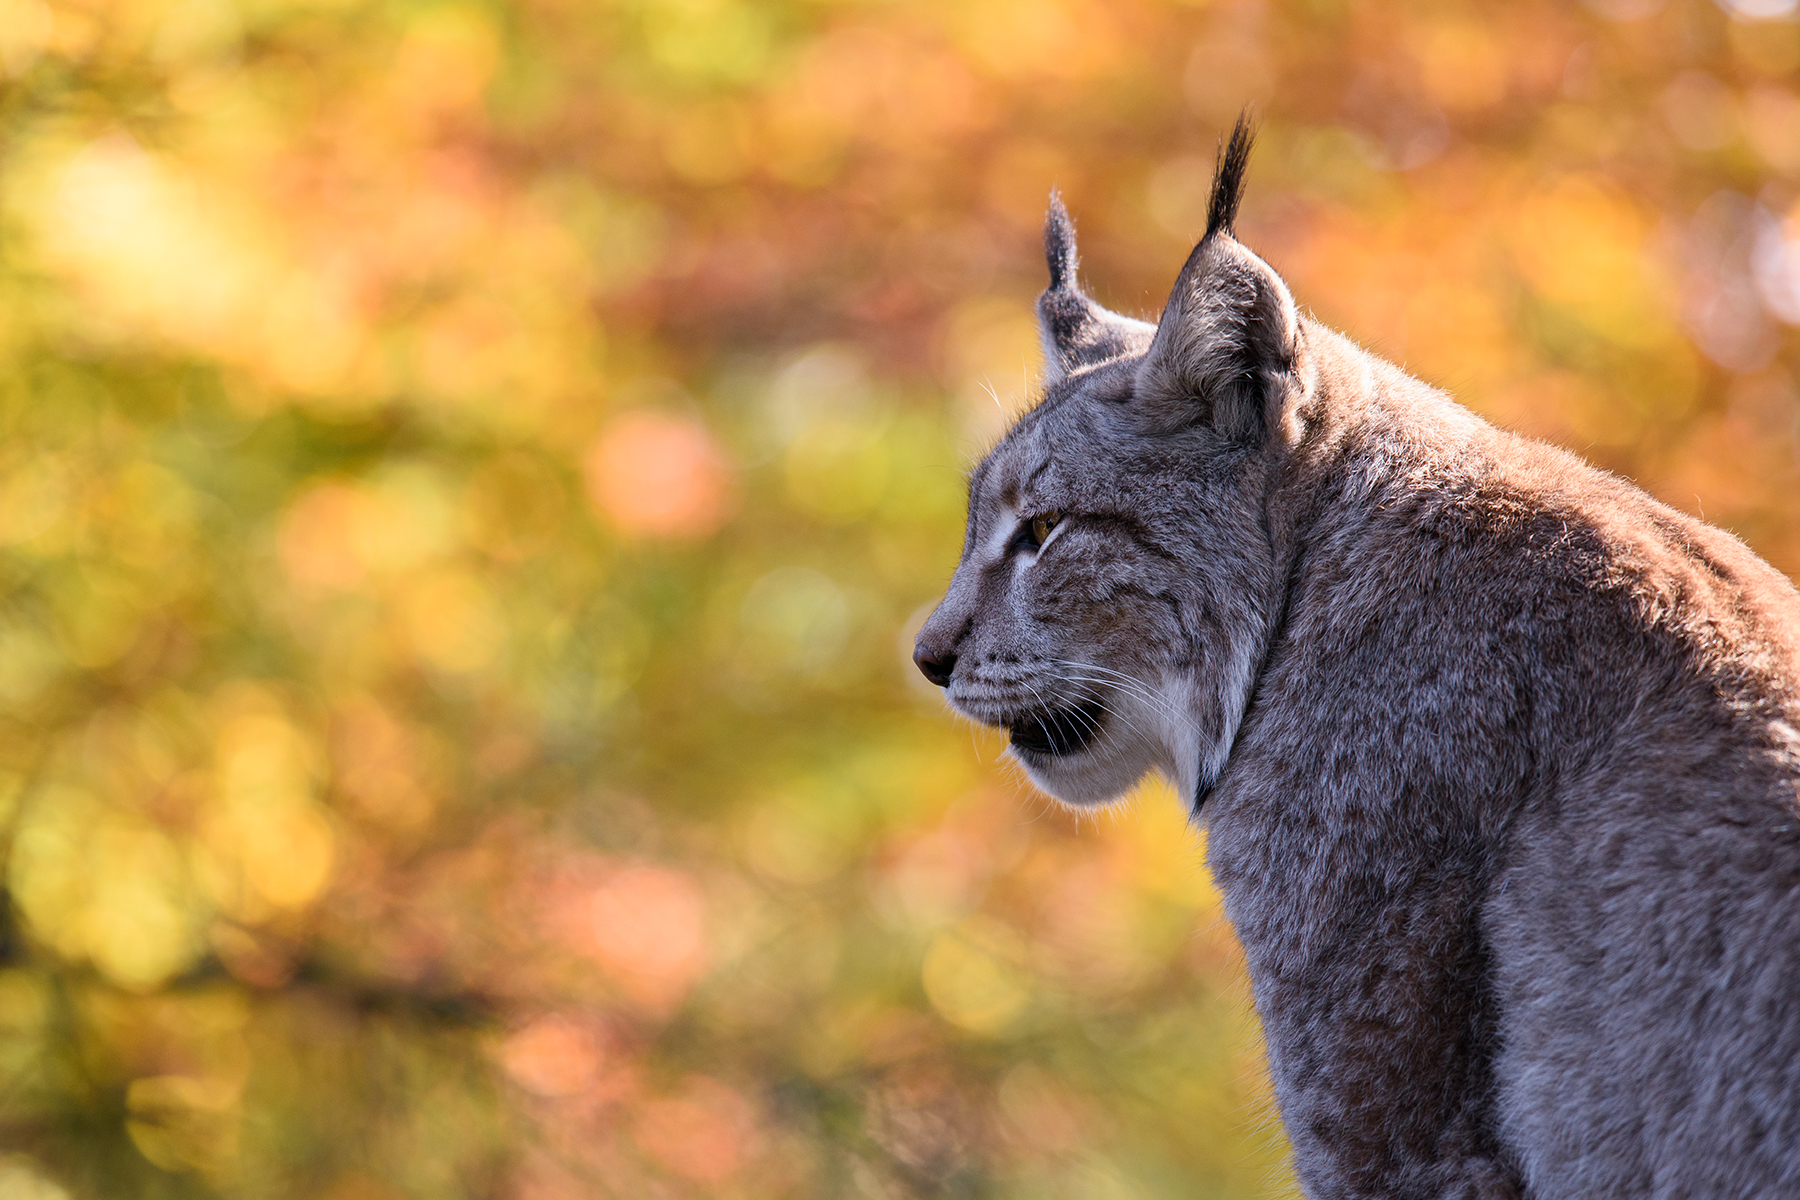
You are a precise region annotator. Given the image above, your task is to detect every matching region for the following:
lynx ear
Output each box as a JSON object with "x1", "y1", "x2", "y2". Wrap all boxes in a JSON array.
[
  {"x1": 1036, "y1": 193, "x2": 1157, "y2": 382},
  {"x1": 1135, "y1": 116, "x2": 1302, "y2": 443}
]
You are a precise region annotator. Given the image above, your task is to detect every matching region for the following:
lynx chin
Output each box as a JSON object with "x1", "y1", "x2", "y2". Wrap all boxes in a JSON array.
[{"x1": 914, "y1": 117, "x2": 1800, "y2": 1199}]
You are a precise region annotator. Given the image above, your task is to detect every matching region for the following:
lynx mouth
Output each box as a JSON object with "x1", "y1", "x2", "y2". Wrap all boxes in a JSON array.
[{"x1": 1008, "y1": 700, "x2": 1107, "y2": 756}]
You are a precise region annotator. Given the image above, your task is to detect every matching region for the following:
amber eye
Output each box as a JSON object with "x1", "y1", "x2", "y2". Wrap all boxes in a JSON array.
[{"x1": 1030, "y1": 512, "x2": 1060, "y2": 546}]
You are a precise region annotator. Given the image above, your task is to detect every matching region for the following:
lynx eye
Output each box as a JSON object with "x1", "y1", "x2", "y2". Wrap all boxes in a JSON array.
[{"x1": 1030, "y1": 512, "x2": 1061, "y2": 547}]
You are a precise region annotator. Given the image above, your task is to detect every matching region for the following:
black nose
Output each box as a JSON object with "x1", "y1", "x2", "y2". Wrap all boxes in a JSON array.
[{"x1": 913, "y1": 643, "x2": 955, "y2": 687}]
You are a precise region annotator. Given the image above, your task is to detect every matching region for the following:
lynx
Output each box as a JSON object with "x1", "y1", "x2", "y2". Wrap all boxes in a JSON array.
[{"x1": 913, "y1": 119, "x2": 1800, "y2": 1199}]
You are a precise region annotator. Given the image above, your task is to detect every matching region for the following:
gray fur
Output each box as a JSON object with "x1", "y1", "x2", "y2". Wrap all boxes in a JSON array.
[
  {"x1": 1038, "y1": 192, "x2": 1158, "y2": 384},
  {"x1": 914, "y1": 141, "x2": 1800, "y2": 1198}
]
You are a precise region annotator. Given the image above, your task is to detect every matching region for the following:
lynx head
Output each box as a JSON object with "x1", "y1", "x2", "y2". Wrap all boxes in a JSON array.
[{"x1": 914, "y1": 118, "x2": 1310, "y2": 809}]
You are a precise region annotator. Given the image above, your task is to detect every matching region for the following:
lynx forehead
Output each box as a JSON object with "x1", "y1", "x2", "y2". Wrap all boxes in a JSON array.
[{"x1": 914, "y1": 117, "x2": 1800, "y2": 1199}]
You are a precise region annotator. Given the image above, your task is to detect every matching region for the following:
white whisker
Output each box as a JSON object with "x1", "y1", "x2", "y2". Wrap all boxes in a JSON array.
[{"x1": 1050, "y1": 663, "x2": 1190, "y2": 732}]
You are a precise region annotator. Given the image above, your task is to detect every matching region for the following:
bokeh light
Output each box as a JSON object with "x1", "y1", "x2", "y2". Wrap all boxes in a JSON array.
[{"x1": 1, "y1": 0, "x2": 1797, "y2": 1197}]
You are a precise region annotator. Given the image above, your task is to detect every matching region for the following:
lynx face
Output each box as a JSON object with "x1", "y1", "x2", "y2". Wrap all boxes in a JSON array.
[
  {"x1": 915, "y1": 128, "x2": 1303, "y2": 808},
  {"x1": 917, "y1": 360, "x2": 1278, "y2": 806}
]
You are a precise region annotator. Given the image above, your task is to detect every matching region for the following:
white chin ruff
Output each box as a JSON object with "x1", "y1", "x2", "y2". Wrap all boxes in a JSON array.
[{"x1": 1011, "y1": 676, "x2": 1205, "y2": 809}]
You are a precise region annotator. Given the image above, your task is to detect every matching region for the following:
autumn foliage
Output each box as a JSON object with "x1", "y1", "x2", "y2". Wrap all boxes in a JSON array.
[{"x1": 0, "y1": 0, "x2": 1797, "y2": 1196}]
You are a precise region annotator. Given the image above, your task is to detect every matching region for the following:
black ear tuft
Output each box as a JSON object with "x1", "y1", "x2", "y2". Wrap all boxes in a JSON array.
[
  {"x1": 1137, "y1": 114, "x2": 1299, "y2": 444},
  {"x1": 1045, "y1": 190, "x2": 1079, "y2": 292},
  {"x1": 1204, "y1": 110, "x2": 1256, "y2": 241},
  {"x1": 1036, "y1": 193, "x2": 1158, "y2": 382}
]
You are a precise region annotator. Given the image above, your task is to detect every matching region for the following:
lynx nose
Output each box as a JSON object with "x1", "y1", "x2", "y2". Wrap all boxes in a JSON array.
[{"x1": 913, "y1": 642, "x2": 956, "y2": 688}]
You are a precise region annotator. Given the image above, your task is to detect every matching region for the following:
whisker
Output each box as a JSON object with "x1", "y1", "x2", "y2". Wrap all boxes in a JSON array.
[
  {"x1": 956, "y1": 659, "x2": 1198, "y2": 768},
  {"x1": 1044, "y1": 663, "x2": 1203, "y2": 774},
  {"x1": 1049, "y1": 659, "x2": 1182, "y2": 708},
  {"x1": 1051, "y1": 661, "x2": 1192, "y2": 730},
  {"x1": 1029, "y1": 676, "x2": 1123, "y2": 752},
  {"x1": 1019, "y1": 678, "x2": 1077, "y2": 756},
  {"x1": 1051, "y1": 668, "x2": 1188, "y2": 734},
  {"x1": 1053, "y1": 671, "x2": 1167, "y2": 717},
  {"x1": 1040, "y1": 684, "x2": 1155, "y2": 747}
]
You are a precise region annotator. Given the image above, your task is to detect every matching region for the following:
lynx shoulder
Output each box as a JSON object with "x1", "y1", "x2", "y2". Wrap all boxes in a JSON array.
[{"x1": 914, "y1": 118, "x2": 1800, "y2": 1199}]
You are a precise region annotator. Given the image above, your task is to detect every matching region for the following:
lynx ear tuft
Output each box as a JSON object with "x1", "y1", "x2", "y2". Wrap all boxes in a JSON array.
[
  {"x1": 1204, "y1": 111, "x2": 1256, "y2": 242},
  {"x1": 1045, "y1": 190, "x2": 1079, "y2": 292},
  {"x1": 1136, "y1": 120, "x2": 1303, "y2": 444},
  {"x1": 1037, "y1": 195, "x2": 1157, "y2": 383}
]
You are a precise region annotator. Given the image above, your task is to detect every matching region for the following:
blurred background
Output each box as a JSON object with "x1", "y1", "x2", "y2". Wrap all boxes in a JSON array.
[{"x1": 0, "y1": 0, "x2": 1797, "y2": 1195}]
